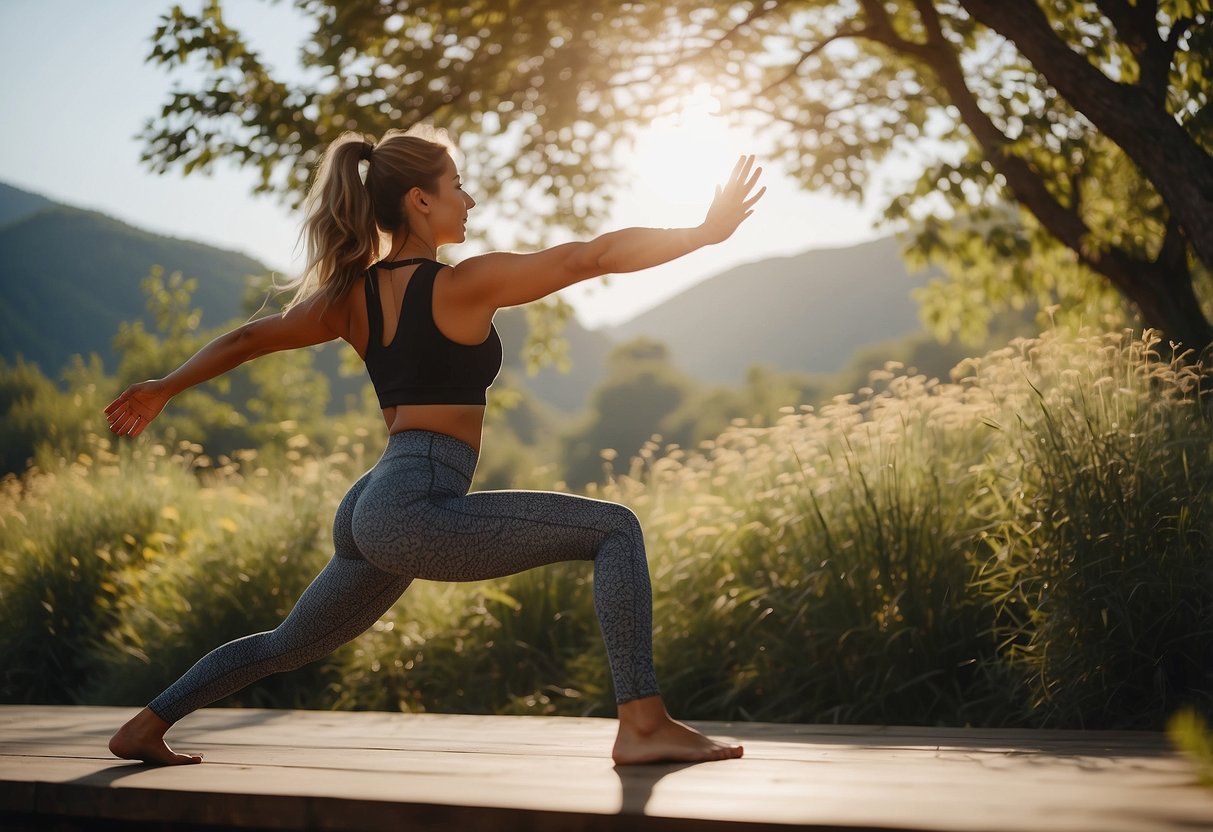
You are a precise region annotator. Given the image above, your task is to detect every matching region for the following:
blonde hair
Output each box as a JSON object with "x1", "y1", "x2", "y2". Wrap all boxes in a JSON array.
[{"x1": 284, "y1": 125, "x2": 454, "y2": 311}]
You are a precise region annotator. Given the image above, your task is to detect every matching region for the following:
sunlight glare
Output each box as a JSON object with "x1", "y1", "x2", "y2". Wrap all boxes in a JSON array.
[
  {"x1": 569, "y1": 84, "x2": 880, "y2": 329},
  {"x1": 618, "y1": 85, "x2": 761, "y2": 225}
]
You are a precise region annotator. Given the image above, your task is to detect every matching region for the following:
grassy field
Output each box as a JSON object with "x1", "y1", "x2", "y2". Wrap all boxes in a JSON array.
[{"x1": 1, "y1": 327, "x2": 1210, "y2": 733}]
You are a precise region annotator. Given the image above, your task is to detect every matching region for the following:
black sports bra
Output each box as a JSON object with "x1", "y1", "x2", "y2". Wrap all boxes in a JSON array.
[{"x1": 363, "y1": 258, "x2": 502, "y2": 407}]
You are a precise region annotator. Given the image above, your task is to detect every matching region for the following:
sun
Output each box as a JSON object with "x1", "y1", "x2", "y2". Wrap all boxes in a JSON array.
[{"x1": 617, "y1": 86, "x2": 762, "y2": 224}]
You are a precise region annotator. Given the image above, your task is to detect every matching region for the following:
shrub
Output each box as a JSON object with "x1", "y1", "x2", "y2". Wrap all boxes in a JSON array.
[{"x1": 972, "y1": 331, "x2": 1213, "y2": 727}]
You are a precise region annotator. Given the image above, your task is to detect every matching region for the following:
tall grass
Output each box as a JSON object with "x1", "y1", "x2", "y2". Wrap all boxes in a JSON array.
[
  {"x1": 599, "y1": 327, "x2": 1212, "y2": 725},
  {"x1": 1, "y1": 327, "x2": 1209, "y2": 728},
  {"x1": 971, "y1": 333, "x2": 1213, "y2": 727},
  {"x1": 601, "y1": 363, "x2": 1015, "y2": 723},
  {"x1": 0, "y1": 433, "x2": 371, "y2": 707}
]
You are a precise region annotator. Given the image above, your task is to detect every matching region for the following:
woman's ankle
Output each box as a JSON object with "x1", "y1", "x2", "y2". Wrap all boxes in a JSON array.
[
  {"x1": 127, "y1": 707, "x2": 172, "y2": 736},
  {"x1": 617, "y1": 695, "x2": 672, "y2": 733}
]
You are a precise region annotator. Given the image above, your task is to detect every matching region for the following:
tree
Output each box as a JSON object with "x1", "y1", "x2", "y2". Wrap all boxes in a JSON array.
[
  {"x1": 144, "y1": 0, "x2": 1213, "y2": 353},
  {"x1": 561, "y1": 339, "x2": 695, "y2": 486},
  {"x1": 113, "y1": 268, "x2": 333, "y2": 454}
]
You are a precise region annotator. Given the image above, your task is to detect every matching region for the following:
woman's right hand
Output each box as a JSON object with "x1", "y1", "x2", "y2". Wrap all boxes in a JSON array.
[
  {"x1": 105, "y1": 379, "x2": 171, "y2": 437},
  {"x1": 698, "y1": 155, "x2": 766, "y2": 245}
]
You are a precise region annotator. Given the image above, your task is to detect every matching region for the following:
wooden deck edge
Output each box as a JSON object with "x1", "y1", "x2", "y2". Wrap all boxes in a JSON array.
[{"x1": 0, "y1": 778, "x2": 892, "y2": 832}]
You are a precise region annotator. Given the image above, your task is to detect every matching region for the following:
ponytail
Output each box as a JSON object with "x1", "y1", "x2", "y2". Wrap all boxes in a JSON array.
[{"x1": 285, "y1": 126, "x2": 452, "y2": 312}]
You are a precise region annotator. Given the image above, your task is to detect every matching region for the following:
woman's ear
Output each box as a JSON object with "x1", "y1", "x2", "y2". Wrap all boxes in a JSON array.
[{"x1": 405, "y1": 186, "x2": 430, "y2": 213}]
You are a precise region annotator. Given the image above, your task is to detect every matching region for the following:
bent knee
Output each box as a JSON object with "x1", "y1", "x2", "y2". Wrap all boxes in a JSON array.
[
  {"x1": 604, "y1": 503, "x2": 644, "y2": 543},
  {"x1": 265, "y1": 633, "x2": 333, "y2": 673}
]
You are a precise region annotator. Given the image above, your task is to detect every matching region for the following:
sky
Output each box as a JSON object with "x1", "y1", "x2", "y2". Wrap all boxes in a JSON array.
[{"x1": 0, "y1": 1, "x2": 887, "y2": 329}]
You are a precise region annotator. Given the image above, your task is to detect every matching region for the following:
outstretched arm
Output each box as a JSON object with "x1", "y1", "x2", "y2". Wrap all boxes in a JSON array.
[
  {"x1": 105, "y1": 295, "x2": 340, "y2": 437},
  {"x1": 444, "y1": 155, "x2": 765, "y2": 312}
]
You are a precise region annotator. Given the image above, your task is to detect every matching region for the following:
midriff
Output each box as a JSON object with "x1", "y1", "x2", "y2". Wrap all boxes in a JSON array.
[{"x1": 383, "y1": 403, "x2": 485, "y2": 452}]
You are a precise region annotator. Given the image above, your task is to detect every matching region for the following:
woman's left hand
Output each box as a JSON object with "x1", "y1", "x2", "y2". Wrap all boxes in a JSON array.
[
  {"x1": 105, "y1": 379, "x2": 171, "y2": 437},
  {"x1": 698, "y1": 155, "x2": 766, "y2": 245}
]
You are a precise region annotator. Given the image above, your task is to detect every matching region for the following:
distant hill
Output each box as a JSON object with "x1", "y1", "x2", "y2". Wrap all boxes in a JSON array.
[
  {"x1": 0, "y1": 182, "x2": 55, "y2": 228},
  {"x1": 494, "y1": 308, "x2": 612, "y2": 412},
  {"x1": 0, "y1": 196, "x2": 265, "y2": 374},
  {"x1": 611, "y1": 237, "x2": 933, "y2": 383}
]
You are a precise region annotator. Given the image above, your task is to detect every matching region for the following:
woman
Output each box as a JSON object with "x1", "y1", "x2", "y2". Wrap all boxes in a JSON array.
[{"x1": 104, "y1": 127, "x2": 765, "y2": 766}]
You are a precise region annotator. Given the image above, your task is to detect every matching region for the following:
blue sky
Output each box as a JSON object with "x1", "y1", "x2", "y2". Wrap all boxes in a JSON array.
[{"x1": 0, "y1": 1, "x2": 884, "y2": 328}]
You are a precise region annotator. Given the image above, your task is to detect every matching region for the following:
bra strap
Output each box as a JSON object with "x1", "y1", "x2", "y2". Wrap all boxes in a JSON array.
[
  {"x1": 377, "y1": 257, "x2": 434, "y2": 269},
  {"x1": 400, "y1": 260, "x2": 441, "y2": 330},
  {"x1": 364, "y1": 268, "x2": 385, "y2": 349}
]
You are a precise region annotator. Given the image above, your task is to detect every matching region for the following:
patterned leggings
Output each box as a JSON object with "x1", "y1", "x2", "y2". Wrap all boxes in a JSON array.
[{"x1": 147, "y1": 430, "x2": 659, "y2": 723}]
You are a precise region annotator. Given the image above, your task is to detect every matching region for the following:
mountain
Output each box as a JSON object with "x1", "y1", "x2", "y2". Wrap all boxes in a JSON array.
[
  {"x1": 0, "y1": 182, "x2": 54, "y2": 228},
  {"x1": 0, "y1": 196, "x2": 265, "y2": 374},
  {"x1": 610, "y1": 236, "x2": 933, "y2": 383},
  {"x1": 493, "y1": 307, "x2": 612, "y2": 411}
]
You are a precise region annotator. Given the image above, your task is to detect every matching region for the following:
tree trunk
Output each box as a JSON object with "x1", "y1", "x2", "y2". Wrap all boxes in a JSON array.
[
  {"x1": 1158, "y1": 291, "x2": 1213, "y2": 362},
  {"x1": 1101, "y1": 251, "x2": 1213, "y2": 361}
]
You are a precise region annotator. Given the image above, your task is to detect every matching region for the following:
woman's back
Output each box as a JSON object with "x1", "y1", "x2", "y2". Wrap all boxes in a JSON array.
[{"x1": 334, "y1": 259, "x2": 499, "y2": 447}]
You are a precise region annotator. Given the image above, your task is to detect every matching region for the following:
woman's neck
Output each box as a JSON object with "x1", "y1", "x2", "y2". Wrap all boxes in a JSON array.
[{"x1": 384, "y1": 232, "x2": 437, "y2": 263}]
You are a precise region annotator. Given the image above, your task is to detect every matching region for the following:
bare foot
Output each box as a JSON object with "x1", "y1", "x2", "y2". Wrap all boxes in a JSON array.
[
  {"x1": 612, "y1": 696, "x2": 743, "y2": 765},
  {"x1": 108, "y1": 708, "x2": 203, "y2": 766}
]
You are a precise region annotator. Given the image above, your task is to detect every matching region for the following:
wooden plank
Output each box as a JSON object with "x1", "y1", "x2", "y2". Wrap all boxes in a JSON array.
[{"x1": 0, "y1": 705, "x2": 1210, "y2": 832}]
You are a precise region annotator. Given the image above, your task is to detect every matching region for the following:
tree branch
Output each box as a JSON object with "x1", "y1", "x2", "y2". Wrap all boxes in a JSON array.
[
  {"x1": 757, "y1": 26, "x2": 865, "y2": 98},
  {"x1": 959, "y1": 0, "x2": 1213, "y2": 273},
  {"x1": 908, "y1": 0, "x2": 952, "y2": 50},
  {"x1": 888, "y1": 0, "x2": 1149, "y2": 300},
  {"x1": 857, "y1": 0, "x2": 934, "y2": 60},
  {"x1": 1157, "y1": 211, "x2": 1190, "y2": 277},
  {"x1": 639, "y1": 2, "x2": 789, "y2": 82},
  {"x1": 1096, "y1": 0, "x2": 1164, "y2": 47},
  {"x1": 1164, "y1": 16, "x2": 1195, "y2": 64},
  {"x1": 1096, "y1": 0, "x2": 1179, "y2": 103},
  {"x1": 905, "y1": 1, "x2": 1208, "y2": 346}
]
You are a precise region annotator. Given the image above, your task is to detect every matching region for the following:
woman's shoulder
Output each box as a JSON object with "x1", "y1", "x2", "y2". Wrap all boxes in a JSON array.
[{"x1": 306, "y1": 277, "x2": 366, "y2": 349}]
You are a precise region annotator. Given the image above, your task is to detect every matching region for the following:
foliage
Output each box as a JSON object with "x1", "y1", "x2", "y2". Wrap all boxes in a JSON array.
[
  {"x1": 329, "y1": 561, "x2": 607, "y2": 716},
  {"x1": 0, "y1": 355, "x2": 112, "y2": 475},
  {"x1": 111, "y1": 267, "x2": 383, "y2": 460},
  {"x1": 560, "y1": 318, "x2": 1030, "y2": 489},
  {"x1": 0, "y1": 432, "x2": 379, "y2": 707},
  {"x1": 0, "y1": 443, "x2": 170, "y2": 702},
  {"x1": 1169, "y1": 709, "x2": 1213, "y2": 788},
  {"x1": 579, "y1": 348, "x2": 798, "y2": 462},
  {"x1": 142, "y1": 0, "x2": 1213, "y2": 350},
  {"x1": 2, "y1": 326, "x2": 1209, "y2": 729},
  {"x1": 662, "y1": 364, "x2": 826, "y2": 452},
  {"x1": 561, "y1": 339, "x2": 695, "y2": 487},
  {"x1": 86, "y1": 447, "x2": 362, "y2": 710}
]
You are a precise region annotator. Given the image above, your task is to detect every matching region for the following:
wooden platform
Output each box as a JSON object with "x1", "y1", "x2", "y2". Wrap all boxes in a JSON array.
[{"x1": 1, "y1": 706, "x2": 1211, "y2": 831}]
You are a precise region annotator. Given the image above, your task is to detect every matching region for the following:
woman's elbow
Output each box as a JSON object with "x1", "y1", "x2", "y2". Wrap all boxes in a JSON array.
[
  {"x1": 232, "y1": 321, "x2": 273, "y2": 360},
  {"x1": 574, "y1": 238, "x2": 613, "y2": 278}
]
